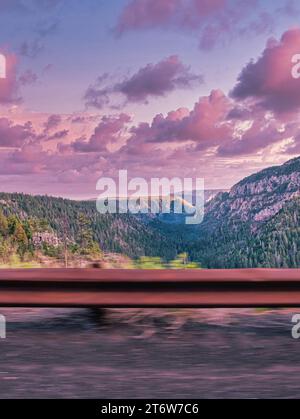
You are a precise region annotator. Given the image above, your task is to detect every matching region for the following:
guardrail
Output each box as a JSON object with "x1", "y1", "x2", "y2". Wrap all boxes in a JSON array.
[{"x1": 0, "y1": 269, "x2": 299, "y2": 308}]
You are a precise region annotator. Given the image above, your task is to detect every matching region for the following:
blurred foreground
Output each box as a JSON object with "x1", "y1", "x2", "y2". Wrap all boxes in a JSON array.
[{"x1": 0, "y1": 308, "x2": 299, "y2": 399}]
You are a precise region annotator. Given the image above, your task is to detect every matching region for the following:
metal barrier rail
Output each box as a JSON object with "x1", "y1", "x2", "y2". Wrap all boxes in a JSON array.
[{"x1": 0, "y1": 269, "x2": 299, "y2": 308}]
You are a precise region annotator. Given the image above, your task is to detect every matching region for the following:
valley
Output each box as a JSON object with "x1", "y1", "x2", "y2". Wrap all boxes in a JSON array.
[{"x1": 1, "y1": 156, "x2": 300, "y2": 269}]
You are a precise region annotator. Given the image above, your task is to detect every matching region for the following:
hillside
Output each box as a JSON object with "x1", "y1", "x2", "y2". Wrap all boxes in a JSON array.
[
  {"x1": 0, "y1": 193, "x2": 178, "y2": 260},
  {"x1": 2, "y1": 156, "x2": 300, "y2": 269},
  {"x1": 204, "y1": 157, "x2": 300, "y2": 228},
  {"x1": 189, "y1": 157, "x2": 300, "y2": 268}
]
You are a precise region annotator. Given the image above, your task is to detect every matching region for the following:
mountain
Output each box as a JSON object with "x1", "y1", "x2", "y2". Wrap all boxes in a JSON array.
[
  {"x1": 189, "y1": 156, "x2": 300, "y2": 268},
  {"x1": 0, "y1": 193, "x2": 178, "y2": 260},
  {"x1": 2, "y1": 156, "x2": 300, "y2": 269},
  {"x1": 205, "y1": 157, "x2": 300, "y2": 227}
]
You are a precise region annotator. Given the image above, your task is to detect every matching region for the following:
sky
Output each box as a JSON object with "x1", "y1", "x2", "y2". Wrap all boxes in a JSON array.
[{"x1": 1, "y1": 0, "x2": 300, "y2": 198}]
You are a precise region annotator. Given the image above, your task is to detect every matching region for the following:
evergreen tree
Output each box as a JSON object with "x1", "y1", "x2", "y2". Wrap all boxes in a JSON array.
[{"x1": 0, "y1": 211, "x2": 8, "y2": 236}]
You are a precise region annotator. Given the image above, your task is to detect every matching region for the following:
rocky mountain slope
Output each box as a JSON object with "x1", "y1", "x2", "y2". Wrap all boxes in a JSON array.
[
  {"x1": 204, "y1": 157, "x2": 300, "y2": 229},
  {"x1": 190, "y1": 156, "x2": 300, "y2": 268}
]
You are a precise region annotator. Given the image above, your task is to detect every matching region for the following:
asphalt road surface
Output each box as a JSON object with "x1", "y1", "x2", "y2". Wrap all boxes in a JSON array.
[{"x1": 0, "y1": 309, "x2": 299, "y2": 399}]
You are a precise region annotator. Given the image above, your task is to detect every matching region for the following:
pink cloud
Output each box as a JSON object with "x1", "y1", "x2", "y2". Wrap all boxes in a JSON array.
[
  {"x1": 0, "y1": 141, "x2": 48, "y2": 175},
  {"x1": 231, "y1": 28, "x2": 300, "y2": 116},
  {"x1": 115, "y1": 0, "x2": 277, "y2": 50},
  {"x1": 218, "y1": 115, "x2": 290, "y2": 156},
  {"x1": 4, "y1": 36, "x2": 300, "y2": 197},
  {"x1": 72, "y1": 113, "x2": 131, "y2": 153},
  {"x1": 129, "y1": 90, "x2": 233, "y2": 148}
]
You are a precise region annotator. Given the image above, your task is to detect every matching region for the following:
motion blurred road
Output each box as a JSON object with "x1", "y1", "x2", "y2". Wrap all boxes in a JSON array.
[{"x1": 0, "y1": 309, "x2": 299, "y2": 399}]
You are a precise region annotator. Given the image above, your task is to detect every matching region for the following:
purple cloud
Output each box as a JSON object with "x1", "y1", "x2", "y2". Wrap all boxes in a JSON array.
[
  {"x1": 72, "y1": 113, "x2": 131, "y2": 153},
  {"x1": 43, "y1": 114, "x2": 62, "y2": 132},
  {"x1": 117, "y1": 55, "x2": 202, "y2": 102},
  {"x1": 0, "y1": 118, "x2": 34, "y2": 148},
  {"x1": 115, "y1": 0, "x2": 180, "y2": 35},
  {"x1": 19, "y1": 39, "x2": 44, "y2": 58},
  {"x1": 46, "y1": 129, "x2": 69, "y2": 141},
  {"x1": 115, "y1": 0, "x2": 227, "y2": 35},
  {"x1": 115, "y1": 0, "x2": 295, "y2": 51},
  {"x1": 84, "y1": 56, "x2": 203, "y2": 109},
  {"x1": 19, "y1": 70, "x2": 38, "y2": 86}
]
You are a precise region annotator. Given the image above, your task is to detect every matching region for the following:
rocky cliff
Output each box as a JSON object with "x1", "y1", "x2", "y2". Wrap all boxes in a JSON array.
[
  {"x1": 205, "y1": 157, "x2": 300, "y2": 227},
  {"x1": 189, "y1": 156, "x2": 300, "y2": 268}
]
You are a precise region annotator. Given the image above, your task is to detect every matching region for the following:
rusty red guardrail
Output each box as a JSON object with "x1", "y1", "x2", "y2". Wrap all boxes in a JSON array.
[{"x1": 0, "y1": 269, "x2": 299, "y2": 308}]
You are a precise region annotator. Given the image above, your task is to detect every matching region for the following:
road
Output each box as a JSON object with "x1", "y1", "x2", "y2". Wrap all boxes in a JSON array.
[{"x1": 0, "y1": 309, "x2": 299, "y2": 399}]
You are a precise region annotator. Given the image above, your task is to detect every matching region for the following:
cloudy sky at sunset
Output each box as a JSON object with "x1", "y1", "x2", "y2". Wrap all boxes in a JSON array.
[{"x1": 1, "y1": 0, "x2": 300, "y2": 198}]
